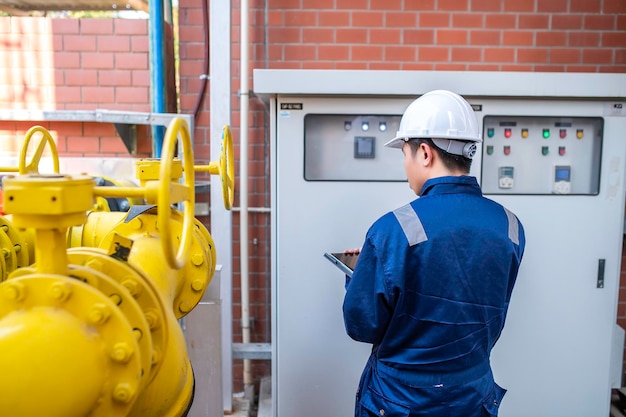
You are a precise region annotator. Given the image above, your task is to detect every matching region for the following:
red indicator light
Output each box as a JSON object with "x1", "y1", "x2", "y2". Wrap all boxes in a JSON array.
[
  {"x1": 504, "y1": 146, "x2": 511, "y2": 155},
  {"x1": 559, "y1": 129, "x2": 567, "y2": 139},
  {"x1": 504, "y1": 129, "x2": 512, "y2": 138},
  {"x1": 559, "y1": 146, "x2": 566, "y2": 156}
]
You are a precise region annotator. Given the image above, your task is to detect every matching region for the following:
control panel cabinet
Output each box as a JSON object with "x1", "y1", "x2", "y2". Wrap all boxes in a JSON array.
[{"x1": 272, "y1": 95, "x2": 626, "y2": 417}]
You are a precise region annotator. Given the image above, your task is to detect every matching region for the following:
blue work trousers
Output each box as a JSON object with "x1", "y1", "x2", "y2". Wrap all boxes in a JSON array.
[{"x1": 354, "y1": 356, "x2": 506, "y2": 417}]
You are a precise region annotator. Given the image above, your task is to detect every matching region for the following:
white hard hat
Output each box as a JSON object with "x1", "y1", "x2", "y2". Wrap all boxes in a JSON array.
[{"x1": 384, "y1": 90, "x2": 482, "y2": 158}]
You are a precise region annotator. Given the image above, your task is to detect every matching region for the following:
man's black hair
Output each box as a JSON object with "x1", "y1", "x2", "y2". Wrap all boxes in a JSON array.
[{"x1": 406, "y1": 138, "x2": 472, "y2": 173}]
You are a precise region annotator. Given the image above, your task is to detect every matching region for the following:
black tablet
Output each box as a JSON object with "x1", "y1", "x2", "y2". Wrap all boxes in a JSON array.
[{"x1": 323, "y1": 252, "x2": 359, "y2": 277}]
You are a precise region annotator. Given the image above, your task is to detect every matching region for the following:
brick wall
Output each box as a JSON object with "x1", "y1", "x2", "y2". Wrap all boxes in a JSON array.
[
  {"x1": 0, "y1": 17, "x2": 153, "y2": 159},
  {"x1": 178, "y1": 0, "x2": 626, "y2": 393}
]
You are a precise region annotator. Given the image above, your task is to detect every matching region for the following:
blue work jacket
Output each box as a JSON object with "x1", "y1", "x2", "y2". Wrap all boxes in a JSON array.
[{"x1": 343, "y1": 175, "x2": 525, "y2": 416}]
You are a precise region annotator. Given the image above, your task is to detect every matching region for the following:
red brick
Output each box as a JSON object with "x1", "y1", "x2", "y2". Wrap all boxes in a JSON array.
[
  {"x1": 320, "y1": 10, "x2": 350, "y2": 27},
  {"x1": 336, "y1": 0, "x2": 368, "y2": 8},
  {"x1": 439, "y1": 0, "x2": 469, "y2": 11},
  {"x1": 131, "y1": 37, "x2": 148, "y2": 54},
  {"x1": 536, "y1": 31, "x2": 567, "y2": 47},
  {"x1": 180, "y1": 43, "x2": 205, "y2": 60},
  {"x1": 484, "y1": 47, "x2": 515, "y2": 62},
  {"x1": 54, "y1": 86, "x2": 82, "y2": 103},
  {"x1": 404, "y1": 29, "x2": 435, "y2": 44},
  {"x1": 404, "y1": 0, "x2": 436, "y2": 10},
  {"x1": 419, "y1": 12, "x2": 451, "y2": 27},
  {"x1": 115, "y1": 53, "x2": 148, "y2": 70},
  {"x1": 82, "y1": 52, "x2": 115, "y2": 70},
  {"x1": 318, "y1": 45, "x2": 349, "y2": 61},
  {"x1": 451, "y1": 47, "x2": 481, "y2": 61},
  {"x1": 584, "y1": 15, "x2": 616, "y2": 30},
  {"x1": 435, "y1": 63, "x2": 466, "y2": 70},
  {"x1": 604, "y1": 0, "x2": 626, "y2": 13},
  {"x1": 468, "y1": 63, "x2": 500, "y2": 70},
  {"x1": 617, "y1": 49, "x2": 626, "y2": 65},
  {"x1": 64, "y1": 35, "x2": 97, "y2": 52},
  {"x1": 385, "y1": 46, "x2": 418, "y2": 61},
  {"x1": 471, "y1": 30, "x2": 501, "y2": 45},
  {"x1": 178, "y1": 25, "x2": 204, "y2": 43},
  {"x1": 537, "y1": 0, "x2": 568, "y2": 12},
  {"x1": 54, "y1": 52, "x2": 81, "y2": 69},
  {"x1": 452, "y1": 13, "x2": 483, "y2": 28},
  {"x1": 602, "y1": 32, "x2": 626, "y2": 48},
  {"x1": 113, "y1": 19, "x2": 147, "y2": 36},
  {"x1": 552, "y1": 14, "x2": 583, "y2": 30},
  {"x1": 370, "y1": 29, "x2": 402, "y2": 44},
  {"x1": 99, "y1": 69, "x2": 132, "y2": 87},
  {"x1": 571, "y1": 0, "x2": 601, "y2": 12},
  {"x1": 353, "y1": 11, "x2": 384, "y2": 27},
  {"x1": 100, "y1": 137, "x2": 129, "y2": 154},
  {"x1": 569, "y1": 32, "x2": 600, "y2": 47},
  {"x1": 336, "y1": 62, "x2": 368, "y2": 69},
  {"x1": 519, "y1": 14, "x2": 550, "y2": 29},
  {"x1": 418, "y1": 46, "x2": 449, "y2": 61},
  {"x1": 567, "y1": 65, "x2": 600, "y2": 72},
  {"x1": 370, "y1": 0, "x2": 402, "y2": 9},
  {"x1": 619, "y1": 15, "x2": 626, "y2": 30},
  {"x1": 534, "y1": 65, "x2": 566, "y2": 72},
  {"x1": 97, "y1": 35, "x2": 130, "y2": 52},
  {"x1": 64, "y1": 69, "x2": 97, "y2": 86},
  {"x1": 387, "y1": 12, "x2": 418, "y2": 27},
  {"x1": 116, "y1": 86, "x2": 149, "y2": 104},
  {"x1": 51, "y1": 19, "x2": 80, "y2": 35},
  {"x1": 550, "y1": 48, "x2": 581, "y2": 64},
  {"x1": 66, "y1": 136, "x2": 100, "y2": 154},
  {"x1": 501, "y1": 64, "x2": 533, "y2": 71},
  {"x1": 352, "y1": 45, "x2": 384, "y2": 61},
  {"x1": 82, "y1": 86, "x2": 114, "y2": 103},
  {"x1": 437, "y1": 29, "x2": 467, "y2": 44},
  {"x1": 518, "y1": 48, "x2": 548, "y2": 63},
  {"x1": 268, "y1": 27, "x2": 300, "y2": 44},
  {"x1": 266, "y1": 10, "x2": 283, "y2": 26},
  {"x1": 302, "y1": 28, "x2": 334, "y2": 44},
  {"x1": 600, "y1": 65, "x2": 626, "y2": 73},
  {"x1": 79, "y1": 19, "x2": 113, "y2": 35},
  {"x1": 504, "y1": 0, "x2": 534, "y2": 12},
  {"x1": 471, "y1": 0, "x2": 502, "y2": 12},
  {"x1": 582, "y1": 48, "x2": 613, "y2": 64},
  {"x1": 502, "y1": 31, "x2": 533, "y2": 46},
  {"x1": 336, "y1": 28, "x2": 368, "y2": 44},
  {"x1": 285, "y1": 10, "x2": 317, "y2": 26},
  {"x1": 485, "y1": 14, "x2": 516, "y2": 29},
  {"x1": 284, "y1": 44, "x2": 317, "y2": 60},
  {"x1": 303, "y1": 0, "x2": 333, "y2": 6}
]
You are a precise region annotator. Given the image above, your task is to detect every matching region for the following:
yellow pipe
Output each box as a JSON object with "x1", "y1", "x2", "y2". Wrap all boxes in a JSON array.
[
  {"x1": 0, "y1": 306, "x2": 108, "y2": 417},
  {"x1": 34, "y1": 229, "x2": 68, "y2": 276}
]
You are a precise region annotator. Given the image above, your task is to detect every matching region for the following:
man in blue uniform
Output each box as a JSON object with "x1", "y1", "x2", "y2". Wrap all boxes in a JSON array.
[{"x1": 343, "y1": 90, "x2": 525, "y2": 417}]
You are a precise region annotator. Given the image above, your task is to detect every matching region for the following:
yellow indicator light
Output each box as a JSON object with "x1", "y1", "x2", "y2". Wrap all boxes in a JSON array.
[
  {"x1": 521, "y1": 129, "x2": 529, "y2": 138},
  {"x1": 576, "y1": 129, "x2": 584, "y2": 139}
]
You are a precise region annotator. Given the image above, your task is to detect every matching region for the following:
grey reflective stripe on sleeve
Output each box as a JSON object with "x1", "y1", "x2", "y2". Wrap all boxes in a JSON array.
[
  {"x1": 504, "y1": 208, "x2": 519, "y2": 245},
  {"x1": 393, "y1": 204, "x2": 427, "y2": 246}
]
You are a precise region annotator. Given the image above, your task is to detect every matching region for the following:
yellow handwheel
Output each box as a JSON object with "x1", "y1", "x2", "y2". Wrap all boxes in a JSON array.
[
  {"x1": 19, "y1": 126, "x2": 60, "y2": 175},
  {"x1": 194, "y1": 124, "x2": 235, "y2": 210},
  {"x1": 158, "y1": 117, "x2": 195, "y2": 270},
  {"x1": 220, "y1": 125, "x2": 235, "y2": 210}
]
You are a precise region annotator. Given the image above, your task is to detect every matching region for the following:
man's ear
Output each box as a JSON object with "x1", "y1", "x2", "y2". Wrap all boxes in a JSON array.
[{"x1": 420, "y1": 142, "x2": 433, "y2": 166}]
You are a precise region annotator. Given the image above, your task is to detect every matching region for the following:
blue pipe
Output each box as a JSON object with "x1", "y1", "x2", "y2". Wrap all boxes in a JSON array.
[{"x1": 149, "y1": 0, "x2": 166, "y2": 158}]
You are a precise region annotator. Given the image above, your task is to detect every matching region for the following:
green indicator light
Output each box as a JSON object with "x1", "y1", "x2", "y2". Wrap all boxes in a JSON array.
[
  {"x1": 487, "y1": 145, "x2": 494, "y2": 155},
  {"x1": 487, "y1": 128, "x2": 495, "y2": 138},
  {"x1": 541, "y1": 146, "x2": 549, "y2": 156},
  {"x1": 543, "y1": 129, "x2": 550, "y2": 139}
]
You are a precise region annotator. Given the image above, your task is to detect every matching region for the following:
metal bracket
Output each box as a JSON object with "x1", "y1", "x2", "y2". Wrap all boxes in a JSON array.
[{"x1": 114, "y1": 123, "x2": 138, "y2": 155}]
